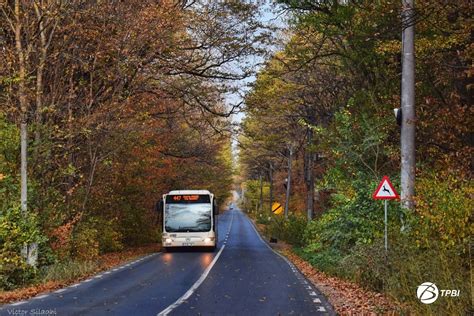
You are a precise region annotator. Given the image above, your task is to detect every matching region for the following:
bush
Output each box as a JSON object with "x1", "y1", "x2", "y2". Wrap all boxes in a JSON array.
[
  {"x1": 98, "y1": 222, "x2": 124, "y2": 253},
  {"x1": 120, "y1": 204, "x2": 158, "y2": 246},
  {"x1": 414, "y1": 171, "x2": 472, "y2": 249},
  {"x1": 339, "y1": 233, "x2": 470, "y2": 315},
  {"x1": 256, "y1": 212, "x2": 271, "y2": 225},
  {"x1": 304, "y1": 178, "x2": 389, "y2": 254},
  {"x1": 266, "y1": 214, "x2": 308, "y2": 247},
  {"x1": 297, "y1": 247, "x2": 345, "y2": 277},
  {"x1": 299, "y1": 171, "x2": 472, "y2": 314},
  {"x1": 0, "y1": 205, "x2": 43, "y2": 290},
  {"x1": 72, "y1": 224, "x2": 99, "y2": 262}
]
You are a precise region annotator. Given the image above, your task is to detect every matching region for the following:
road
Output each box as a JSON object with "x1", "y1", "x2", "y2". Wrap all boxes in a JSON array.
[{"x1": 0, "y1": 208, "x2": 334, "y2": 316}]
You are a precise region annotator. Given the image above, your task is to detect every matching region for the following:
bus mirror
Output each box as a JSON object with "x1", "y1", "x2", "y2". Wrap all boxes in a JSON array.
[
  {"x1": 213, "y1": 203, "x2": 218, "y2": 215},
  {"x1": 155, "y1": 200, "x2": 163, "y2": 213}
]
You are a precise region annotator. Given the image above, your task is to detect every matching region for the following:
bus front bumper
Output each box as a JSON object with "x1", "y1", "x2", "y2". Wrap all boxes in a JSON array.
[{"x1": 162, "y1": 236, "x2": 215, "y2": 248}]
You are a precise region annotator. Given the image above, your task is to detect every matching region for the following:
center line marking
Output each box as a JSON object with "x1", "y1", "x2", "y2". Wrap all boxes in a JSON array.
[
  {"x1": 157, "y1": 210, "x2": 234, "y2": 316},
  {"x1": 157, "y1": 246, "x2": 226, "y2": 316}
]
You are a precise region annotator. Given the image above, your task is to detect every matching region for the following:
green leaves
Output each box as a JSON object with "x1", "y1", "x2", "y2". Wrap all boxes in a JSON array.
[{"x1": 0, "y1": 205, "x2": 44, "y2": 290}]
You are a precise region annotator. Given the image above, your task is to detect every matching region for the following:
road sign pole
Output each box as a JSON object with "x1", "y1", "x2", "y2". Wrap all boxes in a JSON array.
[
  {"x1": 384, "y1": 200, "x2": 388, "y2": 252},
  {"x1": 373, "y1": 176, "x2": 399, "y2": 253}
]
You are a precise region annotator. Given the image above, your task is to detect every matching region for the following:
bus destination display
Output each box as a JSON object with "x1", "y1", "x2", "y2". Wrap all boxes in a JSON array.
[{"x1": 166, "y1": 194, "x2": 211, "y2": 203}]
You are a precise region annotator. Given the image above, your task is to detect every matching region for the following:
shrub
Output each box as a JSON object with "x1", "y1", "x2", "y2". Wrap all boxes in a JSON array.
[
  {"x1": 256, "y1": 212, "x2": 271, "y2": 225},
  {"x1": 97, "y1": 219, "x2": 124, "y2": 253},
  {"x1": 297, "y1": 247, "x2": 345, "y2": 277},
  {"x1": 120, "y1": 204, "x2": 158, "y2": 246},
  {"x1": 304, "y1": 178, "x2": 389, "y2": 254},
  {"x1": 414, "y1": 171, "x2": 473, "y2": 249},
  {"x1": 0, "y1": 205, "x2": 43, "y2": 290},
  {"x1": 339, "y1": 232, "x2": 470, "y2": 315},
  {"x1": 300, "y1": 171, "x2": 472, "y2": 314},
  {"x1": 265, "y1": 214, "x2": 308, "y2": 247},
  {"x1": 72, "y1": 224, "x2": 99, "y2": 262}
]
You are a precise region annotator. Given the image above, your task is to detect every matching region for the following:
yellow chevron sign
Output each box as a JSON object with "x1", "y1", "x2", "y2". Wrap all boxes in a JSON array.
[{"x1": 271, "y1": 202, "x2": 283, "y2": 215}]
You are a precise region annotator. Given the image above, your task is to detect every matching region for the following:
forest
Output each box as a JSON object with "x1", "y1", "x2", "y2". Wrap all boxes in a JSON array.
[
  {"x1": 0, "y1": 0, "x2": 472, "y2": 314},
  {"x1": 238, "y1": 0, "x2": 472, "y2": 314},
  {"x1": 0, "y1": 0, "x2": 268, "y2": 292}
]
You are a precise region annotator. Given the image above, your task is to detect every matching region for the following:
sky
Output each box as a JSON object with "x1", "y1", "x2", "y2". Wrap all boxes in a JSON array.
[
  {"x1": 228, "y1": 2, "x2": 288, "y2": 160},
  {"x1": 229, "y1": 3, "x2": 288, "y2": 125}
]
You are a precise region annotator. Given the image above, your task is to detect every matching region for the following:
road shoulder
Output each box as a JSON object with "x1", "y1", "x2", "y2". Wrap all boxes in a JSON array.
[{"x1": 248, "y1": 216, "x2": 401, "y2": 315}]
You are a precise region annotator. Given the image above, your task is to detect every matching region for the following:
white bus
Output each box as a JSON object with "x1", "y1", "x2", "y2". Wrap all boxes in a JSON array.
[{"x1": 157, "y1": 190, "x2": 218, "y2": 251}]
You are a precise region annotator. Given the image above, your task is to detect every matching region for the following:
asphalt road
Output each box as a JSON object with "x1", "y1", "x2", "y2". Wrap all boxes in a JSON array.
[{"x1": 0, "y1": 207, "x2": 334, "y2": 316}]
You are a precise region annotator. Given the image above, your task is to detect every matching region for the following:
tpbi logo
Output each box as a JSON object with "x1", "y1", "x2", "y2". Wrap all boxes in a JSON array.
[
  {"x1": 417, "y1": 282, "x2": 460, "y2": 304},
  {"x1": 417, "y1": 282, "x2": 438, "y2": 304}
]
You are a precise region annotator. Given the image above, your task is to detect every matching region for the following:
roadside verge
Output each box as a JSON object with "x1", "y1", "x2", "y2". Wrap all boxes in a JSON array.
[
  {"x1": 0, "y1": 244, "x2": 161, "y2": 304},
  {"x1": 248, "y1": 216, "x2": 401, "y2": 315}
]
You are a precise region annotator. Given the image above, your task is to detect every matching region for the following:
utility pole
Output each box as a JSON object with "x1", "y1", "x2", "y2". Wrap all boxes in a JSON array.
[
  {"x1": 400, "y1": 0, "x2": 416, "y2": 212},
  {"x1": 284, "y1": 146, "x2": 293, "y2": 219}
]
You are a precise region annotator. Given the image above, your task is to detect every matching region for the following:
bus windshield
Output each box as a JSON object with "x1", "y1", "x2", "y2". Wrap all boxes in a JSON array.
[{"x1": 164, "y1": 202, "x2": 212, "y2": 232}]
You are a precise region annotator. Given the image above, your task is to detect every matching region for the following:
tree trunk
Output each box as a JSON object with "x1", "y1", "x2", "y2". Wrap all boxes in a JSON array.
[
  {"x1": 258, "y1": 173, "x2": 263, "y2": 213},
  {"x1": 305, "y1": 128, "x2": 314, "y2": 221},
  {"x1": 15, "y1": 0, "x2": 37, "y2": 266},
  {"x1": 268, "y1": 162, "x2": 273, "y2": 215},
  {"x1": 284, "y1": 146, "x2": 293, "y2": 219}
]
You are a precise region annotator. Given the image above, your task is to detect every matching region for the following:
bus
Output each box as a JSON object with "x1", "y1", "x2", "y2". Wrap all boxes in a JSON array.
[{"x1": 157, "y1": 190, "x2": 218, "y2": 251}]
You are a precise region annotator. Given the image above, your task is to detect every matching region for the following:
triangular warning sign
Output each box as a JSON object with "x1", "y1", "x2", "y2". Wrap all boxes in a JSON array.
[{"x1": 373, "y1": 176, "x2": 400, "y2": 200}]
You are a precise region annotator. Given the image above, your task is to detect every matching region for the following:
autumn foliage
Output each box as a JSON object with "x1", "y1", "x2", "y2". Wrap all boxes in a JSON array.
[
  {"x1": 240, "y1": 1, "x2": 472, "y2": 314},
  {"x1": 0, "y1": 1, "x2": 264, "y2": 290}
]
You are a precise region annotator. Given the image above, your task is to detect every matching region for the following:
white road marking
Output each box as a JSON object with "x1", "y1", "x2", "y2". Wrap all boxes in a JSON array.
[
  {"x1": 157, "y1": 210, "x2": 234, "y2": 316},
  {"x1": 247, "y1": 214, "x2": 333, "y2": 312},
  {"x1": 157, "y1": 246, "x2": 226, "y2": 316},
  {"x1": 0, "y1": 252, "x2": 161, "y2": 307}
]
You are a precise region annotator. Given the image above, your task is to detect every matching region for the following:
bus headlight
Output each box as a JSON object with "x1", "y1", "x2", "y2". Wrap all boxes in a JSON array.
[
  {"x1": 165, "y1": 238, "x2": 172, "y2": 243},
  {"x1": 204, "y1": 237, "x2": 213, "y2": 243}
]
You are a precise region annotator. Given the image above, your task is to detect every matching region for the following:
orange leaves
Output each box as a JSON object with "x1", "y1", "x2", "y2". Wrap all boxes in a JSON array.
[
  {"x1": 49, "y1": 212, "x2": 83, "y2": 257},
  {"x1": 282, "y1": 250, "x2": 400, "y2": 315}
]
